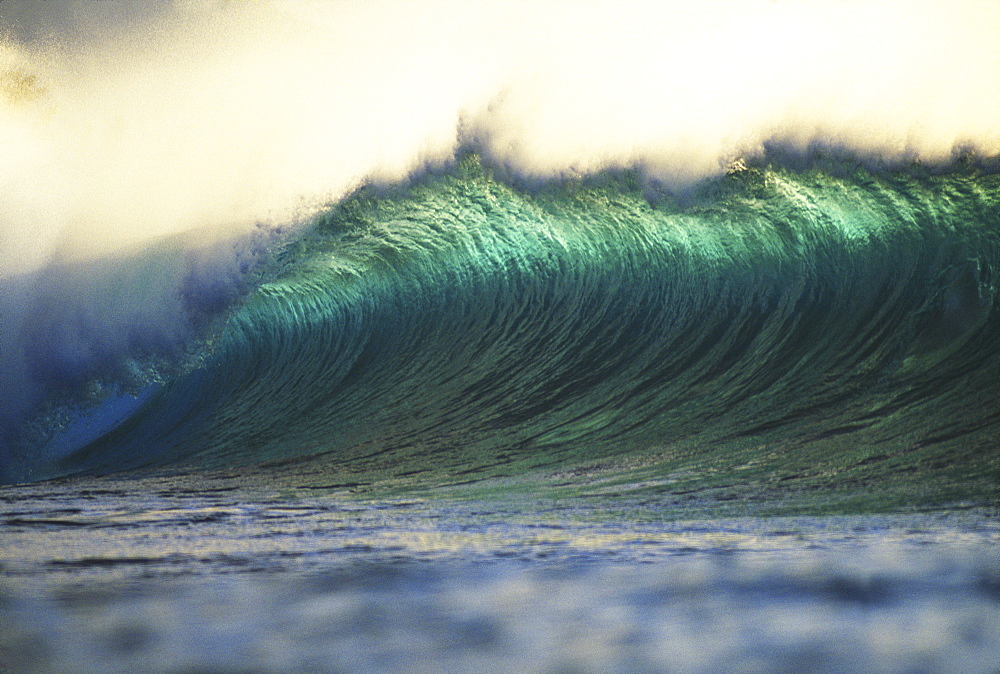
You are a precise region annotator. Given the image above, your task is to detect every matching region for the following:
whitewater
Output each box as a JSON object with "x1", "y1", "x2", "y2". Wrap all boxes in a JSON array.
[{"x1": 1, "y1": 1, "x2": 999, "y2": 671}]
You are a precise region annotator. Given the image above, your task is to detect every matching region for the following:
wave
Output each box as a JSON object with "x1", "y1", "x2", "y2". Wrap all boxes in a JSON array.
[
  {"x1": 2, "y1": 1, "x2": 999, "y2": 503},
  {"x1": 4, "y1": 154, "x2": 997, "y2": 505}
]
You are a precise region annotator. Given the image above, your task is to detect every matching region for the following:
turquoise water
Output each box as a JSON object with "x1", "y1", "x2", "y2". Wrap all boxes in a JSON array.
[
  {"x1": 3, "y1": 155, "x2": 998, "y2": 672},
  {"x1": 4, "y1": 155, "x2": 996, "y2": 511},
  {"x1": 3, "y1": 3, "x2": 999, "y2": 670}
]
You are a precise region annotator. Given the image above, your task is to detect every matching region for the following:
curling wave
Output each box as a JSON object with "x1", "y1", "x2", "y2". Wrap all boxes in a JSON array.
[{"x1": 6, "y1": 155, "x2": 996, "y2": 503}]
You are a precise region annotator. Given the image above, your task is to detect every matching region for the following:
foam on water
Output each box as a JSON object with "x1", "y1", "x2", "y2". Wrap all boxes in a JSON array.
[{"x1": 1, "y1": 472, "x2": 998, "y2": 672}]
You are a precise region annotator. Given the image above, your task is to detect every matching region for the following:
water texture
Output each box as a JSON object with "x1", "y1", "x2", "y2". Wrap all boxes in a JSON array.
[
  {"x1": 2, "y1": 473, "x2": 998, "y2": 673},
  {"x1": 2, "y1": 4, "x2": 999, "y2": 670},
  {"x1": 6, "y1": 156, "x2": 995, "y2": 511}
]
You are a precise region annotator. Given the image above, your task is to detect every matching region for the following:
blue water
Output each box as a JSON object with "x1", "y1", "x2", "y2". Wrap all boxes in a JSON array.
[{"x1": 1, "y1": 472, "x2": 998, "y2": 672}]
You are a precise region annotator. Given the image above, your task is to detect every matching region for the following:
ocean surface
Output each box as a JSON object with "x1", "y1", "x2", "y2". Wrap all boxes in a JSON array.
[
  {"x1": 3, "y1": 153, "x2": 998, "y2": 672},
  {"x1": 2, "y1": 1, "x2": 999, "y2": 670},
  {"x1": 2, "y1": 471, "x2": 999, "y2": 672}
]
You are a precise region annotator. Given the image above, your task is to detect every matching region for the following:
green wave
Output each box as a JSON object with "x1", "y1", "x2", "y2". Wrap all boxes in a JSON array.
[{"x1": 50, "y1": 156, "x2": 1000, "y2": 510}]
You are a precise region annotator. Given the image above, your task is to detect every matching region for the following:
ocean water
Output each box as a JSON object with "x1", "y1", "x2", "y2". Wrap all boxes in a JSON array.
[
  {"x1": 2, "y1": 1, "x2": 999, "y2": 671},
  {"x1": 3, "y1": 154, "x2": 997, "y2": 672},
  {"x1": 2, "y1": 472, "x2": 999, "y2": 672},
  {"x1": 9, "y1": 155, "x2": 999, "y2": 507}
]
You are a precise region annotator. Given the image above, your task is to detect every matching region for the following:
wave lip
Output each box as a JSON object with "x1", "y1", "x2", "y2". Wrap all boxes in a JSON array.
[{"x1": 2, "y1": 0, "x2": 999, "y2": 273}]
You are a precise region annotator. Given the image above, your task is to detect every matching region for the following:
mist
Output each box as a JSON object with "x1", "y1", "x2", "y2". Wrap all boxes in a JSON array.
[{"x1": 1, "y1": 0, "x2": 997, "y2": 273}]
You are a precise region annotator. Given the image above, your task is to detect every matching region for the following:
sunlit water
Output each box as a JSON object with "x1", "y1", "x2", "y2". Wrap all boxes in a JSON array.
[
  {"x1": 3, "y1": 3, "x2": 999, "y2": 671},
  {"x1": 2, "y1": 472, "x2": 997, "y2": 672}
]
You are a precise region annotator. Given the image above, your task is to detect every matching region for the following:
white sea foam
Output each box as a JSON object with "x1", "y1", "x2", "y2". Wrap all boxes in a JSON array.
[{"x1": 1, "y1": 0, "x2": 997, "y2": 274}]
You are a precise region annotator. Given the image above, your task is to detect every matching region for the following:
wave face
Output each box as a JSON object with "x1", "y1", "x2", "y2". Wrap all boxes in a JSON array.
[{"x1": 9, "y1": 155, "x2": 997, "y2": 502}]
